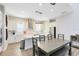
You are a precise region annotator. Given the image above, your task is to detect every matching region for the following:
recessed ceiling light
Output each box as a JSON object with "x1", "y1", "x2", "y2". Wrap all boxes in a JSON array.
[
  {"x1": 50, "y1": 9, "x2": 54, "y2": 12},
  {"x1": 39, "y1": 3, "x2": 42, "y2": 6}
]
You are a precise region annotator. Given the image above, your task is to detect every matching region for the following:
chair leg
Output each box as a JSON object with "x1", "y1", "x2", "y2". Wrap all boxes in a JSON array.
[
  {"x1": 33, "y1": 48, "x2": 35, "y2": 56},
  {"x1": 69, "y1": 42, "x2": 72, "y2": 56}
]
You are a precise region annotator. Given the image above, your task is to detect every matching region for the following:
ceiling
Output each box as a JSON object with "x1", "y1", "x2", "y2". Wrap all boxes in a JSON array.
[{"x1": 2, "y1": 3, "x2": 73, "y2": 21}]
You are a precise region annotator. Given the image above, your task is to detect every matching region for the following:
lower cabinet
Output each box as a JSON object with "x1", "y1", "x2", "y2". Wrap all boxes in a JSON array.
[
  {"x1": 20, "y1": 37, "x2": 39, "y2": 50},
  {"x1": 25, "y1": 38, "x2": 33, "y2": 49},
  {"x1": 20, "y1": 38, "x2": 32, "y2": 50}
]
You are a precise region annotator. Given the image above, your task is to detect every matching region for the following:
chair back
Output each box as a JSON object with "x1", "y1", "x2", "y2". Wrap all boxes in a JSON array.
[
  {"x1": 76, "y1": 34, "x2": 79, "y2": 42},
  {"x1": 39, "y1": 35, "x2": 45, "y2": 41},
  {"x1": 47, "y1": 34, "x2": 54, "y2": 40},
  {"x1": 58, "y1": 34, "x2": 64, "y2": 40},
  {"x1": 70, "y1": 35, "x2": 77, "y2": 42},
  {"x1": 32, "y1": 37, "x2": 39, "y2": 56}
]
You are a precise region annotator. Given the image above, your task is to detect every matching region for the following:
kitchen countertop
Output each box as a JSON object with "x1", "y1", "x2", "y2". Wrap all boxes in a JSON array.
[
  {"x1": 24, "y1": 35, "x2": 39, "y2": 39},
  {"x1": 24, "y1": 34, "x2": 48, "y2": 38},
  {"x1": 8, "y1": 32, "x2": 48, "y2": 44}
]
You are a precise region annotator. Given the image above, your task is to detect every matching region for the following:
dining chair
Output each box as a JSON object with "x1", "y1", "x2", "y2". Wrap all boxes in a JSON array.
[
  {"x1": 32, "y1": 36, "x2": 45, "y2": 56},
  {"x1": 76, "y1": 34, "x2": 79, "y2": 42},
  {"x1": 58, "y1": 34, "x2": 70, "y2": 54},
  {"x1": 34, "y1": 34, "x2": 39, "y2": 41},
  {"x1": 52, "y1": 34, "x2": 54, "y2": 39},
  {"x1": 50, "y1": 46, "x2": 69, "y2": 56},
  {"x1": 39, "y1": 35, "x2": 45, "y2": 41},
  {"x1": 32, "y1": 37, "x2": 39, "y2": 56},
  {"x1": 47, "y1": 34, "x2": 54, "y2": 40},
  {"x1": 70, "y1": 35, "x2": 79, "y2": 49},
  {"x1": 58, "y1": 34, "x2": 64, "y2": 40}
]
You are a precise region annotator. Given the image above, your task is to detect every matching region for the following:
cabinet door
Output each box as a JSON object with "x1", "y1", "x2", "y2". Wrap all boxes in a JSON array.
[
  {"x1": 25, "y1": 38, "x2": 32, "y2": 49},
  {"x1": 28, "y1": 19, "x2": 33, "y2": 30},
  {"x1": 20, "y1": 40, "x2": 25, "y2": 49}
]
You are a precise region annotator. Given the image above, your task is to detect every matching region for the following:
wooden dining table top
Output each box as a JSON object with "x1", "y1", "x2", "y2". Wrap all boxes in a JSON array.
[{"x1": 38, "y1": 38, "x2": 70, "y2": 54}]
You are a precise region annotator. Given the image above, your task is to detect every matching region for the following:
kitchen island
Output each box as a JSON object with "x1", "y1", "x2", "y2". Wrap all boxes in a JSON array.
[{"x1": 21, "y1": 34, "x2": 48, "y2": 50}]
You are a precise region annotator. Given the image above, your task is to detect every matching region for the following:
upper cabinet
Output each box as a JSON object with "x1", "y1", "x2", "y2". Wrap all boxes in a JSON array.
[{"x1": 7, "y1": 15, "x2": 35, "y2": 35}]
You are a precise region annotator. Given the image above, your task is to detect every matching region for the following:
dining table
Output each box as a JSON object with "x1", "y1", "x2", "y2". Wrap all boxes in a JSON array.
[{"x1": 38, "y1": 38, "x2": 72, "y2": 56}]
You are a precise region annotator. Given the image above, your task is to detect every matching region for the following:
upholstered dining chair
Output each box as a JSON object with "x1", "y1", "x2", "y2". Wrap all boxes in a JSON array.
[
  {"x1": 71, "y1": 35, "x2": 79, "y2": 49},
  {"x1": 58, "y1": 34, "x2": 64, "y2": 40}
]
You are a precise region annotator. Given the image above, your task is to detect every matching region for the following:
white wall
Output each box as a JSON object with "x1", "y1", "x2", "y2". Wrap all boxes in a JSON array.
[
  {"x1": 56, "y1": 3, "x2": 79, "y2": 40},
  {"x1": 41, "y1": 20, "x2": 56, "y2": 35}
]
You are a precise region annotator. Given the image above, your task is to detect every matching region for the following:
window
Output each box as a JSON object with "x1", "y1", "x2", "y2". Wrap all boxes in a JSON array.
[
  {"x1": 35, "y1": 24, "x2": 42, "y2": 33},
  {"x1": 17, "y1": 23, "x2": 24, "y2": 32}
]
